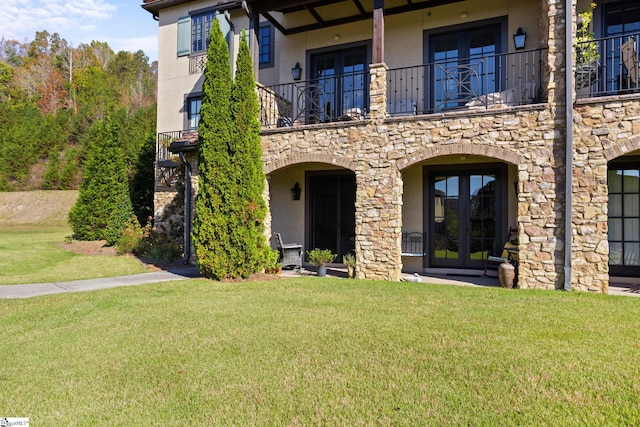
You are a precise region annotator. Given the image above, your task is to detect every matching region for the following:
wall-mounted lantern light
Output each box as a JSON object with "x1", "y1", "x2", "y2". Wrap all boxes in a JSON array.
[
  {"x1": 513, "y1": 27, "x2": 527, "y2": 50},
  {"x1": 292, "y1": 62, "x2": 302, "y2": 81},
  {"x1": 291, "y1": 182, "x2": 302, "y2": 200}
]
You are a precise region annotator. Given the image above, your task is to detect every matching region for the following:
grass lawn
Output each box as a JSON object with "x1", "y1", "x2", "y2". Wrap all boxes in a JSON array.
[
  {"x1": 0, "y1": 223, "x2": 150, "y2": 285},
  {"x1": 2, "y1": 277, "x2": 639, "y2": 425}
]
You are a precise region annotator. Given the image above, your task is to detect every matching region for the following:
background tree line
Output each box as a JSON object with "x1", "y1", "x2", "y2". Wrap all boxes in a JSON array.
[{"x1": 0, "y1": 31, "x2": 157, "y2": 224}]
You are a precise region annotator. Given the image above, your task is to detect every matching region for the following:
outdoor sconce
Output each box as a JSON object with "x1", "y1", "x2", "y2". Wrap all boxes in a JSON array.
[
  {"x1": 291, "y1": 182, "x2": 302, "y2": 200},
  {"x1": 513, "y1": 27, "x2": 527, "y2": 50},
  {"x1": 292, "y1": 62, "x2": 302, "y2": 81}
]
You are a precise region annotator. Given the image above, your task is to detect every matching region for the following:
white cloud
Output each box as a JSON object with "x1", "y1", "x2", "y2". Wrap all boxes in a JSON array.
[
  {"x1": 0, "y1": 0, "x2": 158, "y2": 61},
  {"x1": 0, "y1": 0, "x2": 117, "y2": 41}
]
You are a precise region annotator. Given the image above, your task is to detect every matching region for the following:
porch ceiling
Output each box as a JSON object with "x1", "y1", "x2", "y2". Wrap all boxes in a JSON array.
[{"x1": 244, "y1": 0, "x2": 464, "y2": 35}]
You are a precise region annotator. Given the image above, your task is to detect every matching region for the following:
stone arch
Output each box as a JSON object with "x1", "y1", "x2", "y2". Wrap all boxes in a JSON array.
[
  {"x1": 395, "y1": 143, "x2": 524, "y2": 171},
  {"x1": 264, "y1": 153, "x2": 357, "y2": 174},
  {"x1": 602, "y1": 136, "x2": 640, "y2": 162}
]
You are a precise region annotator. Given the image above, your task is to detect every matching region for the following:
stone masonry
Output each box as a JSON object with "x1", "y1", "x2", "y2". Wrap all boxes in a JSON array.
[{"x1": 152, "y1": 0, "x2": 640, "y2": 292}]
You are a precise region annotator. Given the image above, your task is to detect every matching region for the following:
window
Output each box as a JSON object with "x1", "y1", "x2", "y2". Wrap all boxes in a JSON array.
[
  {"x1": 429, "y1": 25, "x2": 501, "y2": 111},
  {"x1": 187, "y1": 96, "x2": 202, "y2": 130},
  {"x1": 608, "y1": 161, "x2": 640, "y2": 276},
  {"x1": 177, "y1": 10, "x2": 231, "y2": 57},
  {"x1": 602, "y1": 0, "x2": 640, "y2": 92},
  {"x1": 309, "y1": 46, "x2": 368, "y2": 123},
  {"x1": 259, "y1": 24, "x2": 274, "y2": 68},
  {"x1": 192, "y1": 11, "x2": 216, "y2": 54}
]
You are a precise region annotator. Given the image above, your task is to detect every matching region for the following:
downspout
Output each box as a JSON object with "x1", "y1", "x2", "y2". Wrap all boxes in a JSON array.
[
  {"x1": 179, "y1": 152, "x2": 192, "y2": 265},
  {"x1": 564, "y1": 0, "x2": 574, "y2": 291},
  {"x1": 224, "y1": 10, "x2": 235, "y2": 75}
]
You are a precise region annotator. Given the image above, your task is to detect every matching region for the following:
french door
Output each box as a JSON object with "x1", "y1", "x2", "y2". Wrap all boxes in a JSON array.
[
  {"x1": 307, "y1": 173, "x2": 356, "y2": 259},
  {"x1": 602, "y1": 0, "x2": 640, "y2": 93},
  {"x1": 309, "y1": 47, "x2": 368, "y2": 122},
  {"x1": 429, "y1": 25, "x2": 501, "y2": 111},
  {"x1": 608, "y1": 163, "x2": 640, "y2": 276},
  {"x1": 428, "y1": 167, "x2": 505, "y2": 269}
]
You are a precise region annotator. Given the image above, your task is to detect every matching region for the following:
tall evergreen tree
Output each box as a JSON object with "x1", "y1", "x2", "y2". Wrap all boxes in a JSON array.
[
  {"x1": 230, "y1": 32, "x2": 269, "y2": 276},
  {"x1": 191, "y1": 19, "x2": 237, "y2": 279},
  {"x1": 68, "y1": 110, "x2": 133, "y2": 242}
]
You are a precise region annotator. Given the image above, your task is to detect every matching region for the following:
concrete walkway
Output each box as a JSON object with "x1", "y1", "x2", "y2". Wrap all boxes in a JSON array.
[
  {"x1": 0, "y1": 267, "x2": 201, "y2": 299},
  {"x1": 1, "y1": 265, "x2": 637, "y2": 298}
]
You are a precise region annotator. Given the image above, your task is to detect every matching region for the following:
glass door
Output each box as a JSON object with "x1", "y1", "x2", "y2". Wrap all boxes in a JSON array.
[
  {"x1": 429, "y1": 168, "x2": 502, "y2": 269},
  {"x1": 308, "y1": 173, "x2": 356, "y2": 259},
  {"x1": 608, "y1": 164, "x2": 640, "y2": 276},
  {"x1": 603, "y1": 0, "x2": 640, "y2": 93},
  {"x1": 430, "y1": 25, "x2": 500, "y2": 111},
  {"x1": 310, "y1": 47, "x2": 367, "y2": 122}
]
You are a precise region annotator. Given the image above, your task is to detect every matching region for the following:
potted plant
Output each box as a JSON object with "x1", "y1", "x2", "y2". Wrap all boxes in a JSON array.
[
  {"x1": 576, "y1": 3, "x2": 600, "y2": 89},
  {"x1": 307, "y1": 248, "x2": 336, "y2": 277},
  {"x1": 343, "y1": 253, "x2": 356, "y2": 278}
]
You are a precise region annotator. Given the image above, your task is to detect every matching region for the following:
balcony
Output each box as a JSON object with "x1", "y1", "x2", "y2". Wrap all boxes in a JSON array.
[
  {"x1": 156, "y1": 130, "x2": 188, "y2": 163},
  {"x1": 258, "y1": 49, "x2": 546, "y2": 128},
  {"x1": 387, "y1": 48, "x2": 546, "y2": 116},
  {"x1": 576, "y1": 32, "x2": 639, "y2": 99},
  {"x1": 257, "y1": 71, "x2": 369, "y2": 129}
]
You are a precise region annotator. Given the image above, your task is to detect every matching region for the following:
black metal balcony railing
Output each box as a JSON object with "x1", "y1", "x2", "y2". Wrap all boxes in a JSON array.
[
  {"x1": 156, "y1": 130, "x2": 187, "y2": 163},
  {"x1": 387, "y1": 48, "x2": 546, "y2": 116},
  {"x1": 258, "y1": 71, "x2": 369, "y2": 128},
  {"x1": 575, "y1": 32, "x2": 640, "y2": 99}
]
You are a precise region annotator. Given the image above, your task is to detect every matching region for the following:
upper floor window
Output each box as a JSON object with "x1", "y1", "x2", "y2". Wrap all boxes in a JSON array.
[
  {"x1": 192, "y1": 11, "x2": 216, "y2": 54},
  {"x1": 177, "y1": 9, "x2": 231, "y2": 57},
  {"x1": 259, "y1": 23, "x2": 274, "y2": 68}
]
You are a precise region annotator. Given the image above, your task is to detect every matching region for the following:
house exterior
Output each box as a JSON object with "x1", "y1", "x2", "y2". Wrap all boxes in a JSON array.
[{"x1": 142, "y1": 0, "x2": 640, "y2": 292}]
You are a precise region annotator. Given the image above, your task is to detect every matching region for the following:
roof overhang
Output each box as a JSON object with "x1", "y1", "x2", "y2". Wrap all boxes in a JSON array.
[
  {"x1": 141, "y1": 0, "x2": 238, "y2": 18},
  {"x1": 244, "y1": 0, "x2": 465, "y2": 35}
]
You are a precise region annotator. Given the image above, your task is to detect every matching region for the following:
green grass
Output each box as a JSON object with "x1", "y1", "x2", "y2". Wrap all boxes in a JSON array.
[
  {"x1": 2, "y1": 278, "x2": 639, "y2": 425},
  {"x1": 0, "y1": 224, "x2": 149, "y2": 285}
]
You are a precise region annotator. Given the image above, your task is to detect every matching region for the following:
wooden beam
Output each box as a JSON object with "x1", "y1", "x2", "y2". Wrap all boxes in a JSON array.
[
  {"x1": 305, "y1": 5, "x2": 326, "y2": 25},
  {"x1": 262, "y1": 11, "x2": 289, "y2": 35},
  {"x1": 259, "y1": 0, "x2": 465, "y2": 35},
  {"x1": 352, "y1": 0, "x2": 367, "y2": 17},
  {"x1": 373, "y1": 0, "x2": 384, "y2": 64}
]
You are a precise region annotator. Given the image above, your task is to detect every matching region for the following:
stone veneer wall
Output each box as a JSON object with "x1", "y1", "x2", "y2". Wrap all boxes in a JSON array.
[
  {"x1": 573, "y1": 96, "x2": 640, "y2": 292},
  {"x1": 154, "y1": 0, "x2": 630, "y2": 291},
  {"x1": 261, "y1": 70, "x2": 564, "y2": 287},
  {"x1": 259, "y1": 0, "x2": 573, "y2": 287}
]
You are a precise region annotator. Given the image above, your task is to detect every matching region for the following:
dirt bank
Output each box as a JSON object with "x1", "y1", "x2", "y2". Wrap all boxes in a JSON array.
[{"x1": 0, "y1": 190, "x2": 78, "y2": 224}]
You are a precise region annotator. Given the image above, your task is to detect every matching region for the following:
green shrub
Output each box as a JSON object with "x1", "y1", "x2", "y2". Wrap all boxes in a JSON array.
[
  {"x1": 264, "y1": 248, "x2": 281, "y2": 274},
  {"x1": 115, "y1": 216, "x2": 144, "y2": 255},
  {"x1": 138, "y1": 227, "x2": 182, "y2": 263}
]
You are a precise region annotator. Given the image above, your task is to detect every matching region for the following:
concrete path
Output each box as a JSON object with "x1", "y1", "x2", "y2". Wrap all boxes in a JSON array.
[
  {"x1": 0, "y1": 267, "x2": 201, "y2": 299},
  {"x1": 1, "y1": 265, "x2": 637, "y2": 299}
]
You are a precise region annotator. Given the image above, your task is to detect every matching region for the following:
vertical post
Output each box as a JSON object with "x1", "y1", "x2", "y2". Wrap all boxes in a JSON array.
[{"x1": 373, "y1": 0, "x2": 384, "y2": 64}]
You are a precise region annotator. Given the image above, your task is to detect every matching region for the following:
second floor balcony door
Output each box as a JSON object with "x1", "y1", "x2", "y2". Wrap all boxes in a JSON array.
[
  {"x1": 429, "y1": 25, "x2": 501, "y2": 111},
  {"x1": 309, "y1": 47, "x2": 367, "y2": 123},
  {"x1": 602, "y1": 0, "x2": 640, "y2": 93}
]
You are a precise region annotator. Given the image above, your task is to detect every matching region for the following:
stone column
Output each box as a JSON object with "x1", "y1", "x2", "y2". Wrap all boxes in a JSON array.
[
  {"x1": 354, "y1": 166, "x2": 403, "y2": 281},
  {"x1": 353, "y1": 62, "x2": 403, "y2": 281},
  {"x1": 517, "y1": 0, "x2": 570, "y2": 290},
  {"x1": 368, "y1": 63, "x2": 388, "y2": 121}
]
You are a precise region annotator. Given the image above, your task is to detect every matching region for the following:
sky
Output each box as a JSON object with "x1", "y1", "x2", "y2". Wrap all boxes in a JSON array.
[{"x1": 0, "y1": 0, "x2": 159, "y2": 62}]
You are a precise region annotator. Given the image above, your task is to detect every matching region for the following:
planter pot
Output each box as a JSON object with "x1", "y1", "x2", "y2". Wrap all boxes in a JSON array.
[
  {"x1": 317, "y1": 265, "x2": 327, "y2": 277},
  {"x1": 498, "y1": 262, "x2": 515, "y2": 289},
  {"x1": 347, "y1": 266, "x2": 355, "y2": 279}
]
